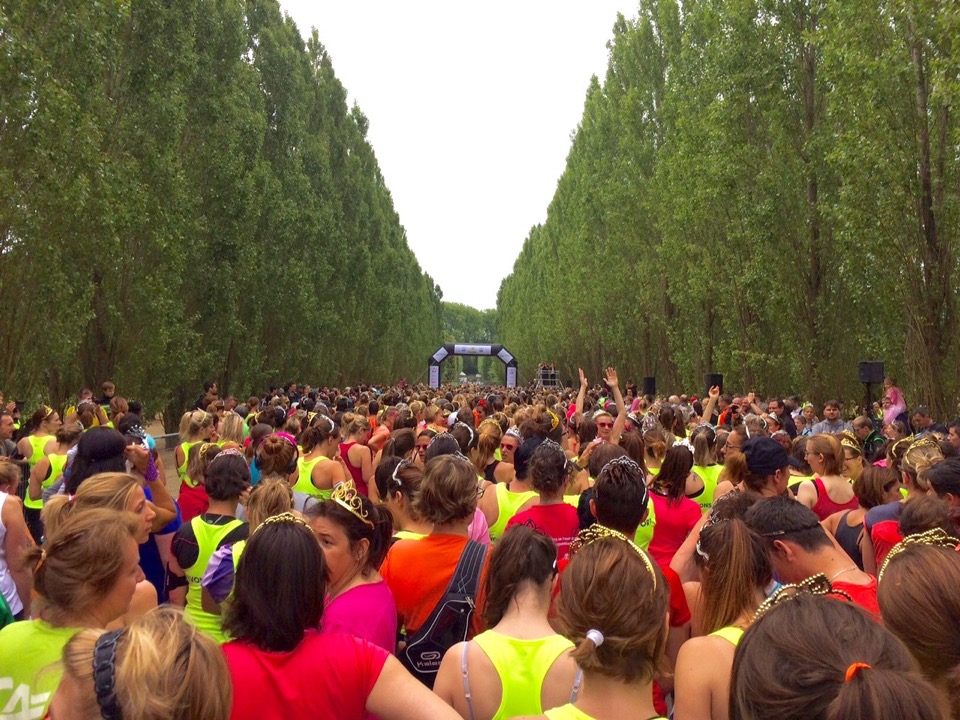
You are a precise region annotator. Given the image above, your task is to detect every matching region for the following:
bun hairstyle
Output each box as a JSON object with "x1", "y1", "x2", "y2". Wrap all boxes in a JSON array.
[
  {"x1": 877, "y1": 541, "x2": 960, "y2": 717},
  {"x1": 43, "y1": 472, "x2": 141, "y2": 537},
  {"x1": 341, "y1": 412, "x2": 371, "y2": 438},
  {"x1": 482, "y1": 524, "x2": 557, "y2": 627},
  {"x1": 60, "y1": 607, "x2": 231, "y2": 720},
  {"x1": 24, "y1": 508, "x2": 141, "y2": 624},
  {"x1": 901, "y1": 438, "x2": 943, "y2": 491},
  {"x1": 555, "y1": 537, "x2": 668, "y2": 683},
  {"x1": 256, "y1": 434, "x2": 298, "y2": 476},
  {"x1": 731, "y1": 594, "x2": 943, "y2": 720}
]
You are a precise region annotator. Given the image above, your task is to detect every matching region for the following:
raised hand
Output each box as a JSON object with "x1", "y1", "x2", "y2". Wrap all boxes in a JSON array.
[
  {"x1": 604, "y1": 367, "x2": 619, "y2": 389},
  {"x1": 579, "y1": 368, "x2": 588, "y2": 388}
]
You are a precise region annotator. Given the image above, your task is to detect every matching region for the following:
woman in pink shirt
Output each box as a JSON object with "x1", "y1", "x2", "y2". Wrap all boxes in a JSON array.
[
  {"x1": 305, "y1": 481, "x2": 397, "y2": 654},
  {"x1": 222, "y1": 514, "x2": 459, "y2": 720},
  {"x1": 648, "y1": 445, "x2": 703, "y2": 565}
]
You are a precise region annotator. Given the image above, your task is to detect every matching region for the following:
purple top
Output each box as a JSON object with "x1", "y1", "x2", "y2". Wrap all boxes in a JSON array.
[
  {"x1": 202, "y1": 542, "x2": 238, "y2": 604},
  {"x1": 322, "y1": 580, "x2": 398, "y2": 655}
]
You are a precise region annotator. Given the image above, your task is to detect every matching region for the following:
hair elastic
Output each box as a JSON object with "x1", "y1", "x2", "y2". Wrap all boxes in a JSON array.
[
  {"x1": 845, "y1": 662, "x2": 871, "y2": 682},
  {"x1": 585, "y1": 629, "x2": 605, "y2": 647}
]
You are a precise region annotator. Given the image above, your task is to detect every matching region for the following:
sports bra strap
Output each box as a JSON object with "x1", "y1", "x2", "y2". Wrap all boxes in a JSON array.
[
  {"x1": 570, "y1": 667, "x2": 583, "y2": 703},
  {"x1": 461, "y1": 642, "x2": 475, "y2": 720}
]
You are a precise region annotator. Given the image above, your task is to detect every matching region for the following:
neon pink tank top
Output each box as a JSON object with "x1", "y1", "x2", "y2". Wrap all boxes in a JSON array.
[{"x1": 338, "y1": 442, "x2": 368, "y2": 495}]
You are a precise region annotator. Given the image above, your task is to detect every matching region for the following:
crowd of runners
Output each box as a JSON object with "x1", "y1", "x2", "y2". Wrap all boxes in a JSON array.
[{"x1": 0, "y1": 370, "x2": 958, "y2": 719}]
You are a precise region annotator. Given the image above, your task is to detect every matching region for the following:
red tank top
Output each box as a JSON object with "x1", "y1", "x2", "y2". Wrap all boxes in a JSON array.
[
  {"x1": 338, "y1": 442, "x2": 368, "y2": 495},
  {"x1": 811, "y1": 476, "x2": 858, "y2": 521}
]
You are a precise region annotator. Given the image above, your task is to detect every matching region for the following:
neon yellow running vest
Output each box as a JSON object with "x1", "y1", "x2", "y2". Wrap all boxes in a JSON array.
[
  {"x1": 25, "y1": 452, "x2": 68, "y2": 510},
  {"x1": 691, "y1": 464, "x2": 723, "y2": 513},
  {"x1": 293, "y1": 455, "x2": 333, "y2": 500},
  {"x1": 22, "y1": 437, "x2": 52, "y2": 510},
  {"x1": 709, "y1": 625, "x2": 745, "y2": 646},
  {"x1": 184, "y1": 516, "x2": 244, "y2": 643},
  {"x1": 178, "y1": 441, "x2": 199, "y2": 482},
  {"x1": 489, "y1": 483, "x2": 537, "y2": 542},
  {"x1": 472, "y1": 630, "x2": 574, "y2": 720}
]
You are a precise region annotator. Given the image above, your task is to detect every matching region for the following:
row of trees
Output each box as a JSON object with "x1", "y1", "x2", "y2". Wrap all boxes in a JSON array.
[
  {"x1": 497, "y1": 0, "x2": 960, "y2": 417},
  {"x1": 0, "y1": 0, "x2": 443, "y2": 423}
]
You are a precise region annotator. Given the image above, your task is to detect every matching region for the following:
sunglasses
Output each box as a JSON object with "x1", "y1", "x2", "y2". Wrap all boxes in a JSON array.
[
  {"x1": 501, "y1": 442, "x2": 519, "y2": 451},
  {"x1": 597, "y1": 422, "x2": 614, "y2": 429}
]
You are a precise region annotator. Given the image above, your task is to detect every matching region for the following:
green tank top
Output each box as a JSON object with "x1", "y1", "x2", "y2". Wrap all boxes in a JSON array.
[
  {"x1": 178, "y1": 441, "x2": 199, "y2": 480},
  {"x1": 563, "y1": 494, "x2": 581, "y2": 508},
  {"x1": 691, "y1": 464, "x2": 723, "y2": 513},
  {"x1": 292, "y1": 455, "x2": 333, "y2": 499},
  {"x1": 471, "y1": 631, "x2": 574, "y2": 720},
  {"x1": 545, "y1": 704, "x2": 665, "y2": 720},
  {"x1": 231, "y1": 539, "x2": 246, "y2": 572},
  {"x1": 25, "y1": 435, "x2": 50, "y2": 468},
  {"x1": 633, "y1": 498, "x2": 657, "y2": 550},
  {"x1": 184, "y1": 515, "x2": 244, "y2": 643},
  {"x1": 709, "y1": 625, "x2": 745, "y2": 646},
  {"x1": 0, "y1": 619, "x2": 81, "y2": 719},
  {"x1": 489, "y1": 483, "x2": 538, "y2": 542},
  {"x1": 24, "y1": 451, "x2": 68, "y2": 510}
]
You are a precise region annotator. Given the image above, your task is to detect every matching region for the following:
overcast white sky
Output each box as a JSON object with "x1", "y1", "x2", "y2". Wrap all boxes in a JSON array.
[{"x1": 280, "y1": 1, "x2": 639, "y2": 310}]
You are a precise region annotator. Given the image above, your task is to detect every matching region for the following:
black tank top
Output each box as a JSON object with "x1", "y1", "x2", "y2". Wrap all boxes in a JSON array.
[
  {"x1": 835, "y1": 511, "x2": 865, "y2": 571},
  {"x1": 484, "y1": 460, "x2": 499, "y2": 483}
]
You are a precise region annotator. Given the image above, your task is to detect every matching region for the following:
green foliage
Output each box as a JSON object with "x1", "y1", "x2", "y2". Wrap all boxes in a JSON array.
[
  {"x1": 0, "y1": 0, "x2": 442, "y2": 420},
  {"x1": 497, "y1": 0, "x2": 960, "y2": 417}
]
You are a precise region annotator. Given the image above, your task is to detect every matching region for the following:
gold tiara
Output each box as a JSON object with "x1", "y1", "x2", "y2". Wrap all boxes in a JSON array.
[
  {"x1": 332, "y1": 481, "x2": 373, "y2": 527},
  {"x1": 254, "y1": 512, "x2": 311, "y2": 534},
  {"x1": 878, "y1": 528, "x2": 960, "y2": 582},
  {"x1": 570, "y1": 524, "x2": 657, "y2": 589},
  {"x1": 752, "y1": 573, "x2": 852, "y2": 622}
]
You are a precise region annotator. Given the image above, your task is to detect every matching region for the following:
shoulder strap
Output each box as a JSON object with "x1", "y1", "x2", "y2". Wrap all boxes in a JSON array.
[{"x1": 447, "y1": 540, "x2": 487, "y2": 599}]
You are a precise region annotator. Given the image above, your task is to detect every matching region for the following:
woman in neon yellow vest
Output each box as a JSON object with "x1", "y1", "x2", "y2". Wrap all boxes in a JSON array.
[
  {"x1": 28, "y1": 422, "x2": 83, "y2": 507},
  {"x1": 175, "y1": 409, "x2": 215, "y2": 483},
  {"x1": 688, "y1": 424, "x2": 723, "y2": 513},
  {"x1": 16, "y1": 405, "x2": 61, "y2": 541},
  {"x1": 168, "y1": 449, "x2": 249, "y2": 643},
  {"x1": 0, "y1": 508, "x2": 143, "y2": 720},
  {"x1": 542, "y1": 528, "x2": 669, "y2": 720},
  {"x1": 434, "y1": 524, "x2": 577, "y2": 720},
  {"x1": 292, "y1": 416, "x2": 346, "y2": 511}
]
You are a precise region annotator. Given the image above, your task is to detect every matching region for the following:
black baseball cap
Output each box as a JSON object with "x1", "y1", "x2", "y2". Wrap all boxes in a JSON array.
[{"x1": 743, "y1": 436, "x2": 800, "y2": 475}]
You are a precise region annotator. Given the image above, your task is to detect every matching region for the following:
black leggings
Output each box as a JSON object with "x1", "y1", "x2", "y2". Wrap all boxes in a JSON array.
[{"x1": 24, "y1": 506, "x2": 43, "y2": 545}]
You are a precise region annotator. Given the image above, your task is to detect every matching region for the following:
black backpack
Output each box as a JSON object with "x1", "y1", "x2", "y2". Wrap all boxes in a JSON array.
[{"x1": 400, "y1": 540, "x2": 487, "y2": 688}]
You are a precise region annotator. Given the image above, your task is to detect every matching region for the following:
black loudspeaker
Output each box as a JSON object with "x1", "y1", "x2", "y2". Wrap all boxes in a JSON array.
[
  {"x1": 858, "y1": 361, "x2": 884, "y2": 385},
  {"x1": 643, "y1": 377, "x2": 657, "y2": 397},
  {"x1": 705, "y1": 373, "x2": 724, "y2": 396}
]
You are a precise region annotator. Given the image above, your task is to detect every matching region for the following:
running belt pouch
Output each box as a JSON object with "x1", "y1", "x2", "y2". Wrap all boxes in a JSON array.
[{"x1": 401, "y1": 539, "x2": 487, "y2": 688}]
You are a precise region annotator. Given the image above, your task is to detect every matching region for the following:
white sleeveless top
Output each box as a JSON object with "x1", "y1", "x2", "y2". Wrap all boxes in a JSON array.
[{"x1": 0, "y1": 491, "x2": 22, "y2": 615}]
